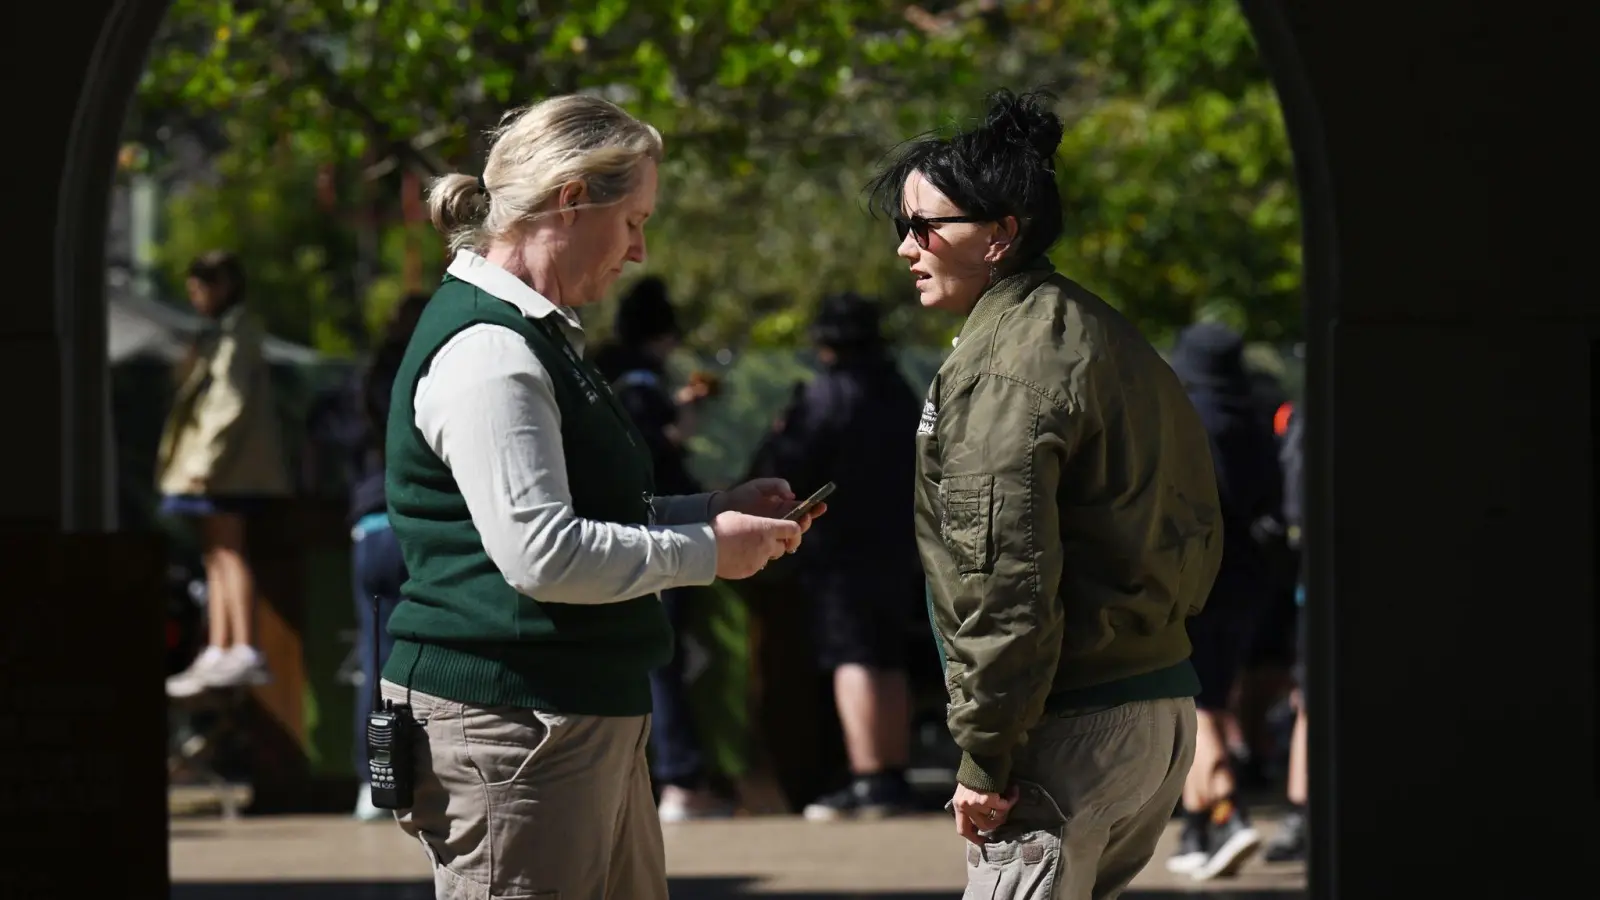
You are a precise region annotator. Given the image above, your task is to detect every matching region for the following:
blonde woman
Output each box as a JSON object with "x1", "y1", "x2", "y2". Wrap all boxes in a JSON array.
[
  {"x1": 378, "y1": 95, "x2": 821, "y2": 900},
  {"x1": 159, "y1": 250, "x2": 291, "y2": 698}
]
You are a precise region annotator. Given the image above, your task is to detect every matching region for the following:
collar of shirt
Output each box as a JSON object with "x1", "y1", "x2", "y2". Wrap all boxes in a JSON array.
[{"x1": 446, "y1": 250, "x2": 587, "y2": 354}]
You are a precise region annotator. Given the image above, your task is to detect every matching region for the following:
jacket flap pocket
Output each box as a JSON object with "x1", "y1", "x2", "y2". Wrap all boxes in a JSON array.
[{"x1": 941, "y1": 473, "x2": 994, "y2": 574}]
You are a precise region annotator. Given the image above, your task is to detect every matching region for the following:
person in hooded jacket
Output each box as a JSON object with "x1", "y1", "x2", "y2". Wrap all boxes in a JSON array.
[
  {"x1": 330, "y1": 292, "x2": 429, "y2": 820},
  {"x1": 1162, "y1": 322, "x2": 1284, "y2": 881},
  {"x1": 593, "y1": 276, "x2": 731, "y2": 822},
  {"x1": 757, "y1": 292, "x2": 926, "y2": 821},
  {"x1": 1264, "y1": 402, "x2": 1309, "y2": 862}
]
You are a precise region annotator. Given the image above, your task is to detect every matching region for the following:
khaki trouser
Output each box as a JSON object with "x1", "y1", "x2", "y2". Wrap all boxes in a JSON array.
[
  {"x1": 381, "y1": 681, "x2": 666, "y2": 900},
  {"x1": 962, "y1": 698, "x2": 1197, "y2": 900}
]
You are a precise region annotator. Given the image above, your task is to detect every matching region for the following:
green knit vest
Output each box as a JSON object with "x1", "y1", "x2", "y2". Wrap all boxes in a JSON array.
[{"x1": 380, "y1": 276, "x2": 670, "y2": 715}]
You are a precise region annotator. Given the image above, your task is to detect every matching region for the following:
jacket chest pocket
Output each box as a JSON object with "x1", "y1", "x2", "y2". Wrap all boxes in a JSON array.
[{"x1": 940, "y1": 474, "x2": 994, "y2": 574}]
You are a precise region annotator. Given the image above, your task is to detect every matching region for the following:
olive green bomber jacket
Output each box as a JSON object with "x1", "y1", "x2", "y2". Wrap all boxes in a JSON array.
[{"x1": 914, "y1": 262, "x2": 1223, "y2": 793}]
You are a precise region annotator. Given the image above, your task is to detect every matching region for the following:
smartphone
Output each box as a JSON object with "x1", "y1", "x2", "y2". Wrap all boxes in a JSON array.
[{"x1": 784, "y1": 482, "x2": 836, "y2": 521}]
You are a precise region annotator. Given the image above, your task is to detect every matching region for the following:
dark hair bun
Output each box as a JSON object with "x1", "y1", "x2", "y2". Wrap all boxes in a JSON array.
[{"x1": 982, "y1": 89, "x2": 1064, "y2": 165}]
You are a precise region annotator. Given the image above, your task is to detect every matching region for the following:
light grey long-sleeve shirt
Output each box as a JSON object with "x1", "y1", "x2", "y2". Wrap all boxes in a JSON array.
[{"x1": 412, "y1": 250, "x2": 719, "y2": 605}]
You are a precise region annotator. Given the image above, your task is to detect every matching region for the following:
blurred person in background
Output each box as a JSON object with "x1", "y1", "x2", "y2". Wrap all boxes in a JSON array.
[
  {"x1": 1264, "y1": 402, "x2": 1309, "y2": 862},
  {"x1": 160, "y1": 250, "x2": 292, "y2": 699},
  {"x1": 381, "y1": 94, "x2": 813, "y2": 900},
  {"x1": 869, "y1": 89, "x2": 1222, "y2": 900},
  {"x1": 1163, "y1": 321, "x2": 1283, "y2": 881},
  {"x1": 759, "y1": 291, "x2": 925, "y2": 821},
  {"x1": 1229, "y1": 367, "x2": 1299, "y2": 792},
  {"x1": 594, "y1": 276, "x2": 733, "y2": 822},
  {"x1": 343, "y1": 292, "x2": 429, "y2": 821}
]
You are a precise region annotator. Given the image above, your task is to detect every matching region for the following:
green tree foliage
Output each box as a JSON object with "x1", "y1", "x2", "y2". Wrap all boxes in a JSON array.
[
  {"x1": 144, "y1": 140, "x2": 446, "y2": 352},
  {"x1": 132, "y1": 0, "x2": 1300, "y2": 356},
  {"x1": 139, "y1": 0, "x2": 984, "y2": 167},
  {"x1": 626, "y1": 0, "x2": 1302, "y2": 350},
  {"x1": 1025, "y1": 0, "x2": 1302, "y2": 343}
]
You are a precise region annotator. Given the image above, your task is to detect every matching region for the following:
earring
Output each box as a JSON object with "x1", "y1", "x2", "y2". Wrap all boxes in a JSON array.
[{"x1": 989, "y1": 241, "x2": 1009, "y2": 285}]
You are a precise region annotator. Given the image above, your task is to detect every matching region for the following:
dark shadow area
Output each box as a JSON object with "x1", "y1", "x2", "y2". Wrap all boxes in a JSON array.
[
  {"x1": 165, "y1": 827, "x2": 226, "y2": 840},
  {"x1": 171, "y1": 879, "x2": 1306, "y2": 899}
]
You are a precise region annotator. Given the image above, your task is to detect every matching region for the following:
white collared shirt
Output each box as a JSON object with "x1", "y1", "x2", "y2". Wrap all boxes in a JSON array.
[{"x1": 410, "y1": 250, "x2": 718, "y2": 605}]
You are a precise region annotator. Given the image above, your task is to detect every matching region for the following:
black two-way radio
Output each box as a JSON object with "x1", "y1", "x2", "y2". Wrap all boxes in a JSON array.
[{"x1": 365, "y1": 595, "x2": 416, "y2": 810}]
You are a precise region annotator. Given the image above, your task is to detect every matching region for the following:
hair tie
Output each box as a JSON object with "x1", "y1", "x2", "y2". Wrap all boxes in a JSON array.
[{"x1": 477, "y1": 174, "x2": 490, "y2": 198}]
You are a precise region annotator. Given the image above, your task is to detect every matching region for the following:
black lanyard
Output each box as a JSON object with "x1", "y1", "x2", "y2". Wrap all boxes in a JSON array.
[
  {"x1": 529, "y1": 316, "x2": 657, "y2": 523},
  {"x1": 529, "y1": 316, "x2": 641, "y2": 450}
]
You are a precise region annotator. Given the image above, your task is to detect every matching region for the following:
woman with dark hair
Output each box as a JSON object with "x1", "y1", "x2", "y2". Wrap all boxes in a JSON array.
[
  {"x1": 868, "y1": 91, "x2": 1224, "y2": 897},
  {"x1": 348, "y1": 292, "x2": 430, "y2": 821},
  {"x1": 159, "y1": 250, "x2": 292, "y2": 698}
]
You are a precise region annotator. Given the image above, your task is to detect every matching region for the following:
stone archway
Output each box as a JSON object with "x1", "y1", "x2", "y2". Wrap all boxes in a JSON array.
[{"x1": 11, "y1": 2, "x2": 1592, "y2": 899}]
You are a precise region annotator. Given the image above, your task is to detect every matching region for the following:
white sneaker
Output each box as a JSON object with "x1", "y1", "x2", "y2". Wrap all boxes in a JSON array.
[
  {"x1": 658, "y1": 786, "x2": 734, "y2": 823},
  {"x1": 1166, "y1": 816, "x2": 1209, "y2": 874},
  {"x1": 1191, "y1": 811, "x2": 1262, "y2": 881},
  {"x1": 166, "y1": 646, "x2": 227, "y2": 699},
  {"x1": 200, "y1": 645, "x2": 272, "y2": 690},
  {"x1": 1166, "y1": 850, "x2": 1208, "y2": 875}
]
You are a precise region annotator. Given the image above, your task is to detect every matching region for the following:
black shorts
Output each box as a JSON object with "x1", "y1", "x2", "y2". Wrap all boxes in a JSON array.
[
  {"x1": 1244, "y1": 587, "x2": 1300, "y2": 669},
  {"x1": 1187, "y1": 607, "x2": 1256, "y2": 712},
  {"x1": 1292, "y1": 593, "x2": 1308, "y2": 694},
  {"x1": 809, "y1": 571, "x2": 918, "y2": 672}
]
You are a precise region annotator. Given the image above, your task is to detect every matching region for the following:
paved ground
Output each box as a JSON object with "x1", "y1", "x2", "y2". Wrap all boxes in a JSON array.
[{"x1": 170, "y1": 810, "x2": 1306, "y2": 898}]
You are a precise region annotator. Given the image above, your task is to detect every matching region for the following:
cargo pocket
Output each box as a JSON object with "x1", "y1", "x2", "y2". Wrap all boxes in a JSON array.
[
  {"x1": 960, "y1": 780, "x2": 1066, "y2": 900},
  {"x1": 941, "y1": 474, "x2": 994, "y2": 574},
  {"x1": 416, "y1": 834, "x2": 493, "y2": 900}
]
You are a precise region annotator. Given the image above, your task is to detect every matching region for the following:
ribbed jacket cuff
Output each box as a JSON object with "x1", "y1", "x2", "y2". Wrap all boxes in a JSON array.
[{"x1": 956, "y1": 751, "x2": 1012, "y2": 793}]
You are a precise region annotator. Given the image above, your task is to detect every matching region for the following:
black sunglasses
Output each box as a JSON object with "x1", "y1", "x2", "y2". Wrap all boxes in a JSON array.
[{"x1": 894, "y1": 214, "x2": 985, "y2": 248}]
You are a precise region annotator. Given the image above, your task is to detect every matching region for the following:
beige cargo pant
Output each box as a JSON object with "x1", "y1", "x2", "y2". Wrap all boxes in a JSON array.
[
  {"x1": 961, "y1": 698, "x2": 1197, "y2": 900},
  {"x1": 381, "y1": 681, "x2": 666, "y2": 900}
]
